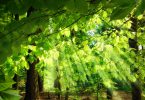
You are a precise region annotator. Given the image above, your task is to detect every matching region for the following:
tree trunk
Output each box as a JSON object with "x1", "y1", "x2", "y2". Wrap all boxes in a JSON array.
[
  {"x1": 12, "y1": 74, "x2": 18, "y2": 89},
  {"x1": 131, "y1": 81, "x2": 141, "y2": 100},
  {"x1": 106, "y1": 88, "x2": 112, "y2": 100},
  {"x1": 54, "y1": 77, "x2": 61, "y2": 100},
  {"x1": 65, "y1": 87, "x2": 69, "y2": 100},
  {"x1": 24, "y1": 6, "x2": 40, "y2": 100},
  {"x1": 54, "y1": 66, "x2": 61, "y2": 100},
  {"x1": 38, "y1": 74, "x2": 43, "y2": 92},
  {"x1": 24, "y1": 58, "x2": 39, "y2": 100},
  {"x1": 129, "y1": 17, "x2": 142, "y2": 100}
]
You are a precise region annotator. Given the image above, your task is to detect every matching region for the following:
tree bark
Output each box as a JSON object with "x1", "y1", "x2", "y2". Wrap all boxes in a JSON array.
[
  {"x1": 131, "y1": 81, "x2": 141, "y2": 100},
  {"x1": 38, "y1": 74, "x2": 43, "y2": 92},
  {"x1": 12, "y1": 74, "x2": 19, "y2": 89},
  {"x1": 106, "y1": 88, "x2": 112, "y2": 100},
  {"x1": 65, "y1": 87, "x2": 69, "y2": 100},
  {"x1": 24, "y1": 58, "x2": 39, "y2": 100},
  {"x1": 24, "y1": 7, "x2": 40, "y2": 100},
  {"x1": 54, "y1": 76, "x2": 61, "y2": 100},
  {"x1": 129, "y1": 17, "x2": 142, "y2": 100},
  {"x1": 54, "y1": 66, "x2": 61, "y2": 100}
]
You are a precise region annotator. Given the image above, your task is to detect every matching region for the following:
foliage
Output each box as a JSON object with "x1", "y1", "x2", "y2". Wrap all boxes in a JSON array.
[
  {"x1": 0, "y1": 69, "x2": 21, "y2": 100},
  {"x1": 0, "y1": 0, "x2": 145, "y2": 99},
  {"x1": 0, "y1": 0, "x2": 144, "y2": 64}
]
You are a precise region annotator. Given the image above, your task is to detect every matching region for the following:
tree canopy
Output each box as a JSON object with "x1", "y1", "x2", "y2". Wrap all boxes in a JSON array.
[
  {"x1": 0, "y1": 0, "x2": 145, "y2": 100},
  {"x1": 0, "y1": 0, "x2": 144, "y2": 64}
]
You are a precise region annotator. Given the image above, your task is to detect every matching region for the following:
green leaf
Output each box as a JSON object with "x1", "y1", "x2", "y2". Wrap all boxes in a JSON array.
[
  {"x1": 135, "y1": 0, "x2": 145, "y2": 16},
  {"x1": 43, "y1": 0, "x2": 66, "y2": 10},
  {"x1": 0, "y1": 89, "x2": 21, "y2": 100},
  {"x1": 66, "y1": 0, "x2": 88, "y2": 13},
  {"x1": 0, "y1": 96, "x2": 3, "y2": 100},
  {"x1": 110, "y1": 0, "x2": 136, "y2": 20},
  {"x1": 110, "y1": 6, "x2": 134, "y2": 20},
  {"x1": 0, "y1": 82, "x2": 14, "y2": 91},
  {"x1": 109, "y1": 0, "x2": 135, "y2": 7},
  {"x1": 138, "y1": 33, "x2": 145, "y2": 45}
]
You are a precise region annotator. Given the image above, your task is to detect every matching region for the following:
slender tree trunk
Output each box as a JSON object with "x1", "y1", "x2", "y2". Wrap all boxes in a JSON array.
[
  {"x1": 96, "y1": 85, "x2": 99, "y2": 100},
  {"x1": 12, "y1": 74, "x2": 19, "y2": 89},
  {"x1": 38, "y1": 74, "x2": 43, "y2": 92},
  {"x1": 54, "y1": 66, "x2": 61, "y2": 100},
  {"x1": 131, "y1": 81, "x2": 141, "y2": 100},
  {"x1": 129, "y1": 17, "x2": 142, "y2": 100},
  {"x1": 65, "y1": 87, "x2": 69, "y2": 100},
  {"x1": 24, "y1": 58, "x2": 39, "y2": 100},
  {"x1": 106, "y1": 88, "x2": 112, "y2": 100},
  {"x1": 24, "y1": 7, "x2": 41, "y2": 100},
  {"x1": 54, "y1": 76, "x2": 61, "y2": 100}
]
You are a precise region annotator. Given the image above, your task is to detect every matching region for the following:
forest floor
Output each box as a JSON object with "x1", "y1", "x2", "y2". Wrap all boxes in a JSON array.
[{"x1": 20, "y1": 91, "x2": 132, "y2": 100}]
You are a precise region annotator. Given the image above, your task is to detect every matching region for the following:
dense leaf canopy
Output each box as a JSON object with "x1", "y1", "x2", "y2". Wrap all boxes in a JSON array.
[
  {"x1": 0, "y1": 0, "x2": 144, "y2": 64},
  {"x1": 0, "y1": 0, "x2": 145, "y2": 99}
]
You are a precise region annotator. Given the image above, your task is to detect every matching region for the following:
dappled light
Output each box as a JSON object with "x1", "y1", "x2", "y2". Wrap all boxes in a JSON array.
[{"x1": 0, "y1": 0, "x2": 145, "y2": 100}]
